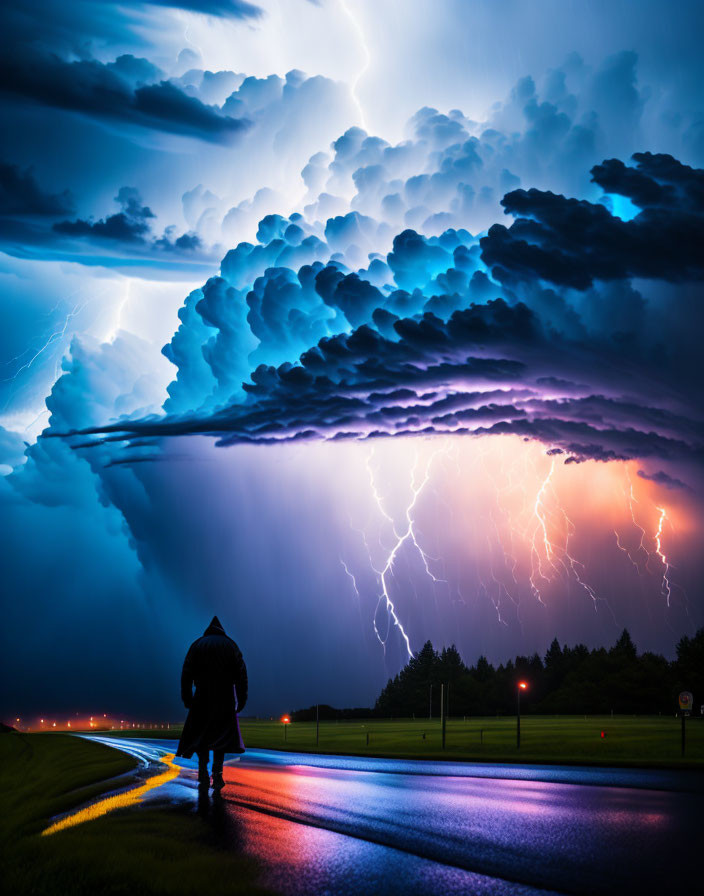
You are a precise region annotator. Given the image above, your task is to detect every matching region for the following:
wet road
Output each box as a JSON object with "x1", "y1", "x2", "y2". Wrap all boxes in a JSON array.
[{"x1": 82, "y1": 737, "x2": 700, "y2": 895}]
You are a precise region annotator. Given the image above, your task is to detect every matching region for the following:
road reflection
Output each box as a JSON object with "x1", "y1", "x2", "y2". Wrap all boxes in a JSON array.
[{"x1": 46, "y1": 737, "x2": 699, "y2": 894}]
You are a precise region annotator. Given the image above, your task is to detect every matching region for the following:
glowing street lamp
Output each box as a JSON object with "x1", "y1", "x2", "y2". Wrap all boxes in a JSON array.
[
  {"x1": 517, "y1": 681, "x2": 528, "y2": 749},
  {"x1": 281, "y1": 715, "x2": 291, "y2": 743}
]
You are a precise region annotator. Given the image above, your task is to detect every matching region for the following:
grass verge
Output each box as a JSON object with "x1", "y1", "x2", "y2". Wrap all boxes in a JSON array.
[{"x1": 1, "y1": 732, "x2": 271, "y2": 896}]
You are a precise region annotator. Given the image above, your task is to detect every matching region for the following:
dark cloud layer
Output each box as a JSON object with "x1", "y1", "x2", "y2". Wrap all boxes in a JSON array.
[
  {"x1": 147, "y1": 1, "x2": 261, "y2": 17},
  {"x1": 0, "y1": 184, "x2": 204, "y2": 262},
  {"x1": 54, "y1": 187, "x2": 156, "y2": 243},
  {"x1": 637, "y1": 469, "x2": 692, "y2": 491},
  {"x1": 0, "y1": 163, "x2": 74, "y2": 217},
  {"x1": 51, "y1": 186, "x2": 201, "y2": 254},
  {"x1": 0, "y1": 49, "x2": 250, "y2": 142},
  {"x1": 481, "y1": 154, "x2": 704, "y2": 289},
  {"x1": 0, "y1": 2, "x2": 251, "y2": 143}
]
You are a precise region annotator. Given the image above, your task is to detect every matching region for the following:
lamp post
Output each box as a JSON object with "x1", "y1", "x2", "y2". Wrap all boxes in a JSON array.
[
  {"x1": 282, "y1": 715, "x2": 290, "y2": 742},
  {"x1": 517, "y1": 681, "x2": 528, "y2": 749}
]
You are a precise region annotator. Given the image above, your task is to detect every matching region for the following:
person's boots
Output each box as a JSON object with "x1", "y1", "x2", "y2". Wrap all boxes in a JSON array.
[
  {"x1": 198, "y1": 760, "x2": 210, "y2": 788},
  {"x1": 211, "y1": 750, "x2": 225, "y2": 792},
  {"x1": 211, "y1": 770, "x2": 225, "y2": 792}
]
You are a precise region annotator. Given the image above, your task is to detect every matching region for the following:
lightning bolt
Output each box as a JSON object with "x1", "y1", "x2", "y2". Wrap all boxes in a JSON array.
[
  {"x1": 355, "y1": 446, "x2": 449, "y2": 661},
  {"x1": 1, "y1": 301, "x2": 89, "y2": 388},
  {"x1": 528, "y1": 458, "x2": 556, "y2": 604},
  {"x1": 623, "y1": 472, "x2": 650, "y2": 564},
  {"x1": 371, "y1": 451, "x2": 434, "y2": 660},
  {"x1": 340, "y1": 557, "x2": 361, "y2": 602},
  {"x1": 104, "y1": 279, "x2": 133, "y2": 344},
  {"x1": 620, "y1": 470, "x2": 682, "y2": 607},
  {"x1": 365, "y1": 448, "x2": 397, "y2": 537},
  {"x1": 403, "y1": 452, "x2": 447, "y2": 588},
  {"x1": 344, "y1": 440, "x2": 681, "y2": 666},
  {"x1": 653, "y1": 506, "x2": 672, "y2": 606},
  {"x1": 560, "y1": 507, "x2": 599, "y2": 610},
  {"x1": 527, "y1": 455, "x2": 601, "y2": 610},
  {"x1": 614, "y1": 529, "x2": 642, "y2": 574},
  {"x1": 339, "y1": 0, "x2": 371, "y2": 131}
]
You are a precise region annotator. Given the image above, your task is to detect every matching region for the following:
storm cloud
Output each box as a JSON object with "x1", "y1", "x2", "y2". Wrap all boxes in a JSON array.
[
  {"x1": 0, "y1": 50, "x2": 250, "y2": 143},
  {"x1": 0, "y1": 163, "x2": 74, "y2": 217},
  {"x1": 58, "y1": 151, "x2": 703, "y2": 481},
  {"x1": 481, "y1": 153, "x2": 704, "y2": 288},
  {"x1": 3, "y1": 1, "x2": 704, "y2": 722}
]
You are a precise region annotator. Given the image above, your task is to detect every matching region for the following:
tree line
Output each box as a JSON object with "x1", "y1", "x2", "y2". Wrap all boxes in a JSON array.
[
  {"x1": 292, "y1": 628, "x2": 703, "y2": 720},
  {"x1": 376, "y1": 628, "x2": 703, "y2": 717}
]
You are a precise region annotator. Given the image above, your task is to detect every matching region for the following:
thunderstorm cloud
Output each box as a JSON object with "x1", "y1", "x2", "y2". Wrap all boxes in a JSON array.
[
  {"x1": 66, "y1": 153, "x2": 704, "y2": 479},
  {"x1": 2, "y1": 0, "x2": 704, "y2": 719}
]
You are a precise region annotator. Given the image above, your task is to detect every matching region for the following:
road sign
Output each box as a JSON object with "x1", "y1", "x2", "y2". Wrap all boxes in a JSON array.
[{"x1": 678, "y1": 691, "x2": 693, "y2": 712}]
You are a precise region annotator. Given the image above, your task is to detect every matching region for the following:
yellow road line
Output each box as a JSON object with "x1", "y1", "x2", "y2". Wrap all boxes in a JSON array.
[{"x1": 42, "y1": 753, "x2": 181, "y2": 836}]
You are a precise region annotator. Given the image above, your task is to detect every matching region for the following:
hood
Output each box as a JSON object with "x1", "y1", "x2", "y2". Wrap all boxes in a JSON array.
[{"x1": 203, "y1": 615, "x2": 227, "y2": 637}]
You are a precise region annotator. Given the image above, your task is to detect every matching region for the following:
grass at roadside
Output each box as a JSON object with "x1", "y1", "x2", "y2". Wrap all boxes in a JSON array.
[
  {"x1": 107, "y1": 714, "x2": 704, "y2": 768},
  {"x1": 1, "y1": 732, "x2": 271, "y2": 896}
]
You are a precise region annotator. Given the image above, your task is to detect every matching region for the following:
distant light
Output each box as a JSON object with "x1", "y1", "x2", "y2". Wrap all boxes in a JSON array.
[
  {"x1": 518, "y1": 681, "x2": 528, "y2": 690},
  {"x1": 281, "y1": 715, "x2": 291, "y2": 724}
]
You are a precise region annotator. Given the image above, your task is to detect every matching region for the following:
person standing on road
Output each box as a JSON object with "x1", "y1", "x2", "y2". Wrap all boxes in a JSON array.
[{"x1": 176, "y1": 616, "x2": 248, "y2": 792}]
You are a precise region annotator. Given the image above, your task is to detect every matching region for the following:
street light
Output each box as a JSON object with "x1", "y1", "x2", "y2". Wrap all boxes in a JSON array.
[
  {"x1": 517, "y1": 681, "x2": 528, "y2": 749},
  {"x1": 281, "y1": 715, "x2": 291, "y2": 743}
]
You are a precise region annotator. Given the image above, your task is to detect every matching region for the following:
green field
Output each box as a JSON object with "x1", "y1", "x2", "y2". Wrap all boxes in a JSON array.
[
  {"x1": 245, "y1": 715, "x2": 704, "y2": 766},
  {"x1": 0, "y1": 732, "x2": 271, "y2": 896},
  {"x1": 103, "y1": 714, "x2": 704, "y2": 768},
  {"x1": 242, "y1": 716, "x2": 704, "y2": 767}
]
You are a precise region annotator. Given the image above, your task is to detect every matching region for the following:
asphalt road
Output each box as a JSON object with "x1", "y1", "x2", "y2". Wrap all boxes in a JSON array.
[{"x1": 83, "y1": 737, "x2": 700, "y2": 895}]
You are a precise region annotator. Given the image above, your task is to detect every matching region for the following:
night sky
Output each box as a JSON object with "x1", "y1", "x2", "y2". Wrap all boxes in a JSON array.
[{"x1": 1, "y1": 0, "x2": 702, "y2": 721}]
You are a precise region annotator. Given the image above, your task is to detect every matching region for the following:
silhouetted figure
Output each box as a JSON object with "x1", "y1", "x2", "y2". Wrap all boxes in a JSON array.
[{"x1": 177, "y1": 616, "x2": 247, "y2": 792}]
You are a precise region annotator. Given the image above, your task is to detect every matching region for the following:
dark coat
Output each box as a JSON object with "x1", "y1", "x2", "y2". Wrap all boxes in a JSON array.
[{"x1": 176, "y1": 616, "x2": 248, "y2": 758}]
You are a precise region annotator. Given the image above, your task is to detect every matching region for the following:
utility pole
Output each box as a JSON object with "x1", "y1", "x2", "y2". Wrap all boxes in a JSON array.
[{"x1": 441, "y1": 683, "x2": 446, "y2": 749}]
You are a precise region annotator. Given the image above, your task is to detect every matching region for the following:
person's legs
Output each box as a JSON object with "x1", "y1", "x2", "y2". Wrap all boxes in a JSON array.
[
  {"x1": 197, "y1": 750, "x2": 210, "y2": 785},
  {"x1": 212, "y1": 749, "x2": 224, "y2": 775},
  {"x1": 211, "y1": 749, "x2": 225, "y2": 791}
]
